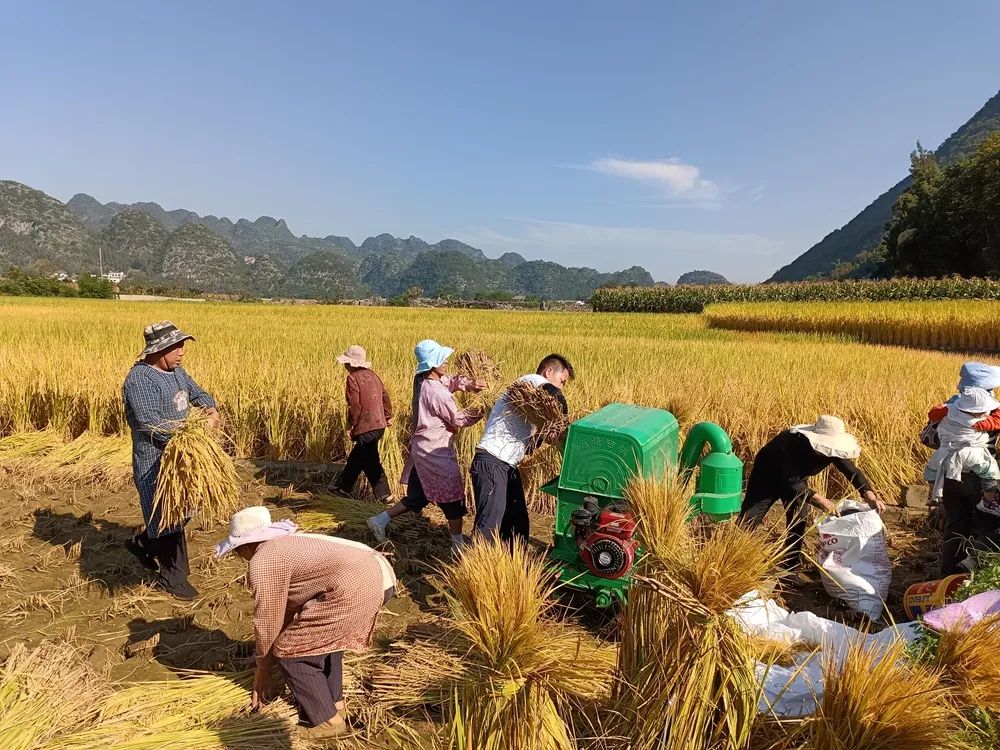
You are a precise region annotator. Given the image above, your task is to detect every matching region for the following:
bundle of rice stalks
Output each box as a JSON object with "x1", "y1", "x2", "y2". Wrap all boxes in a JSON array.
[
  {"x1": 152, "y1": 409, "x2": 241, "y2": 532},
  {"x1": 930, "y1": 614, "x2": 1000, "y2": 713},
  {"x1": 777, "y1": 639, "x2": 961, "y2": 750},
  {"x1": 454, "y1": 349, "x2": 502, "y2": 388},
  {"x1": 0, "y1": 640, "x2": 105, "y2": 750},
  {"x1": 613, "y1": 476, "x2": 784, "y2": 750},
  {"x1": 374, "y1": 539, "x2": 615, "y2": 749},
  {"x1": 505, "y1": 379, "x2": 569, "y2": 444}
]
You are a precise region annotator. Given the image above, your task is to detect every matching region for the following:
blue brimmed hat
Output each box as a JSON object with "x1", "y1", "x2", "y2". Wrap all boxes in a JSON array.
[{"x1": 414, "y1": 339, "x2": 453, "y2": 374}]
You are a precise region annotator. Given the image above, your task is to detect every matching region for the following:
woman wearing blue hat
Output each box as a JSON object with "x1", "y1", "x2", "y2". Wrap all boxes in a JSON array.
[{"x1": 367, "y1": 339, "x2": 486, "y2": 551}]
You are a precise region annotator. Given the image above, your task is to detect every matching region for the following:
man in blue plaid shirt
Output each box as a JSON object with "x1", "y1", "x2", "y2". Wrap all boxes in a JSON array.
[{"x1": 123, "y1": 321, "x2": 220, "y2": 599}]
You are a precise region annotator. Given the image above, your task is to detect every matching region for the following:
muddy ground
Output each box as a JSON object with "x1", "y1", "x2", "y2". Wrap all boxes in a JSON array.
[{"x1": 0, "y1": 465, "x2": 941, "y2": 734}]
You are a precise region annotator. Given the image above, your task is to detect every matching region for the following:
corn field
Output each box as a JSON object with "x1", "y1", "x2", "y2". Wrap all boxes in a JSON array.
[
  {"x1": 0, "y1": 296, "x2": 989, "y2": 500},
  {"x1": 705, "y1": 300, "x2": 1000, "y2": 352},
  {"x1": 592, "y1": 277, "x2": 1000, "y2": 313}
]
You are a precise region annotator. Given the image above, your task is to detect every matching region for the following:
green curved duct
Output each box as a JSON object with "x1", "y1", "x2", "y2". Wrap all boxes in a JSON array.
[{"x1": 679, "y1": 421, "x2": 734, "y2": 479}]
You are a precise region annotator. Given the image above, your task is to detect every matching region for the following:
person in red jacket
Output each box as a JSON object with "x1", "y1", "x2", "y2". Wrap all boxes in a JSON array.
[{"x1": 333, "y1": 345, "x2": 394, "y2": 502}]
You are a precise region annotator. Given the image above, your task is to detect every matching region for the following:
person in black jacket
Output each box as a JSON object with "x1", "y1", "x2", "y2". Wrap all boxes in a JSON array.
[{"x1": 740, "y1": 415, "x2": 885, "y2": 567}]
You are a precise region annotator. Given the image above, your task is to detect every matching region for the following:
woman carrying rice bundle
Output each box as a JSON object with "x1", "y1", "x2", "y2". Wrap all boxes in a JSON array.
[
  {"x1": 122, "y1": 321, "x2": 220, "y2": 599},
  {"x1": 216, "y1": 506, "x2": 396, "y2": 739},
  {"x1": 367, "y1": 339, "x2": 486, "y2": 552}
]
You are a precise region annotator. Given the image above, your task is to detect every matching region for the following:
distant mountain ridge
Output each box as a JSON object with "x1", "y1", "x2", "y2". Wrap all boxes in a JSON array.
[
  {"x1": 770, "y1": 89, "x2": 1000, "y2": 281},
  {"x1": 0, "y1": 181, "x2": 655, "y2": 299}
]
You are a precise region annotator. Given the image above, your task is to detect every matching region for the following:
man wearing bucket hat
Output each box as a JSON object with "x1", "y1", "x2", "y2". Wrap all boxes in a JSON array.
[
  {"x1": 216, "y1": 506, "x2": 396, "y2": 739},
  {"x1": 740, "y1": 415, "x2": 884, "y2": 567},
  {"x1": 332, "y1": 345, "x2": 394, "y2": 502},
  {"x1": 366, "y1": 339, "x2": 486, "y2": 551},
  {"x1": 925, "y1": 387, "x2": 1000, "y2": 575},
  {"x1": 122, "y1": 321, "x2": 220, "y2": 599}
]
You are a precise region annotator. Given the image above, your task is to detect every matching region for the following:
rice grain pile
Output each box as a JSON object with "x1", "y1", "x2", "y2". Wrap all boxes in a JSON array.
[{"x1": 152, "y1": 408, "x2": 241, "y2": 532}]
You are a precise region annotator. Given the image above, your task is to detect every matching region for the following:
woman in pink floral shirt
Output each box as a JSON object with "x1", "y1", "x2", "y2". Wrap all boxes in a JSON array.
[{"x1": 368, "y1": 339, "x2": 485, "y2": 550}]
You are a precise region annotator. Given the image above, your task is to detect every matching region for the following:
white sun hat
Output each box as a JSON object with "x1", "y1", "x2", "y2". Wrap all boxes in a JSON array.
[
  {"x1": 214, "y1": 506, "x2": 298, "y2": 557},
  {"x1": 790, "y1": 415, "x2": 861, "y2": 460},
  {"x1": 953, "y1": 386, "x2": 1000, "y2": 415}
]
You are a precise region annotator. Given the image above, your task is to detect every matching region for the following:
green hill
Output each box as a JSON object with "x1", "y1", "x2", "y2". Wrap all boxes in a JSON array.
[
  {"x1": 0, "y1": 181, "x2": 100, "y2": 274},
  {"x1": 3, "y1": 181, "x2": 658, "y2": 299},
  {"x1": 770, "y1": 89, "x2": 1000, "y2": 281}
]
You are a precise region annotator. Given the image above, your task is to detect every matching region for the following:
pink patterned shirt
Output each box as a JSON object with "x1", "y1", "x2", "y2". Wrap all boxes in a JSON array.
[{"x1": 400, "y1": 375, "x2": 480, "y2": 503}]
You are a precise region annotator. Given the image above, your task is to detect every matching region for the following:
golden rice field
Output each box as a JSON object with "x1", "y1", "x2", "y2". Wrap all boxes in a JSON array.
[
  {"x1": 0, "y1": 296, "x2": 994, "y2": 501},
  {"x1": 705, "y1": 300, "x2": 1000, "y2": 352}
]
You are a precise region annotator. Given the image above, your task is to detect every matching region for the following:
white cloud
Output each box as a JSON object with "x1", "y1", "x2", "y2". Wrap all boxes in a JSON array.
[
  {"x1": 588, "y1": 157, "x2": 721, "y2": 202},
  {"x1": 451, "y1": 218, "x2": 785, "y2": 283},
  {"x1": 747, "y1": 183, "x2": 767, "y2": 203}
]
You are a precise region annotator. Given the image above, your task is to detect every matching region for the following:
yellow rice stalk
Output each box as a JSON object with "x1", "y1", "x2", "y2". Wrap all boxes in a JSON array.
[
  {"x1": 505, "y1": 379, "x2": 569, "y2": 443},
  {"x1": 46, "y1": 671, "x2": 306, "y2": 750},
  {"x1": 930, "y1": 614, "x2": 1000, "y2": 713},
  {"x1": 0, "y1": 428, "x2": 66, "y2": 469},
  {"x1": 386, "y1": 539, "x2": 616, "y2": 749},
  {"x1": 0, "y1": 641, "x2": 107, "y2": 750},
  {"x1": 27, "y1": 432, "x2": 132, "y2": 488},
  {"x1": 454, "y1": 349, "x2": 502, "y2": 389},
  {"x1": 613, "y1": 477, "x2": 784, "y2": 750},
  {"x1": 298, "y1": 492, "x2": 385, "y2": 526},
  {"x1": 749, "y1": 636, "x2": 816, "y2": 668},
  {"x1": 781, "y1": 640, "x2": 962, "y2": 750},
  {"x1": 152, "y1": 408, "x2": 241, "y2": 532}
]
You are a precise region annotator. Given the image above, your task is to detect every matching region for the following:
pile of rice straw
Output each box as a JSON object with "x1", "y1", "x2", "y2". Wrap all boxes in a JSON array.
[
  {"x1": 504, "y1": 379, "x2": 569, "y2": 444},
  {"x1": 153, "y1": 408, "x2": 241, "y2": 532},
  {"x1": 369, "y1": 539, "x2": 615, "y2": 748},
  {"x1": 0, "y1": 640, "x2": 306, "y2": 750}
]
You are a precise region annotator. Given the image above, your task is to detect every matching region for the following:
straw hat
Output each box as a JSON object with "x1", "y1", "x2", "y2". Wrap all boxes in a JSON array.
[
  {"x1": 137, "y1": 321, "x2": 194, "y2": 359},
  {"x1": 790, "y1": 415, "x2": 861, "y2": 460},
  {"x1": 214, "y1": 506, "x2": 298, "y2": 557},
  {"x1": 414, "y1": 339, "x2": 453, "y2": 374},
  {"x1": 336, "y1": 344, "x2": 371, "y2": 369},
  {"x1": 953, "y1": 386, "x2": 1000, "y2": 415}
]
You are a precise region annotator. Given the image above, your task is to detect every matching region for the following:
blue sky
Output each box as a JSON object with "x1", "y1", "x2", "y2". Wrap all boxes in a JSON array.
[{"x1": 2, "y1": 1, "x2": 998, "y2": 281}]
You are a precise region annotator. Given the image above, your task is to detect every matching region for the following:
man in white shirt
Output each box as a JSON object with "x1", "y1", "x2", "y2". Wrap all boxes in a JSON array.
[{"x1": 471, "y1": 354, "x2": 573, "y2": 544}]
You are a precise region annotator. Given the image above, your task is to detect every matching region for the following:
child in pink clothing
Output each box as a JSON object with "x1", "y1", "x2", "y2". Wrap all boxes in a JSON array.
[{"x1": 368, "y1": 340, "x2": 485, "y2": 550}]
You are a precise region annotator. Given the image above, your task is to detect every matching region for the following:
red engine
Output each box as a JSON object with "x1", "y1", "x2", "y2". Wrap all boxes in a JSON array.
[{"x1": 572, "y1": 498, "x2": 639, "y2": 580}]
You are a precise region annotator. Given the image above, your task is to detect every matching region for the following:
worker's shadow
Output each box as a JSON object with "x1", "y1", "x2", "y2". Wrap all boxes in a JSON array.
[
  {"x1": 125, "y1": 616, "x2": 254, "y2": 671},
  {"x1": 31, "y1": 508, "x2": 148, "y2": 592}
]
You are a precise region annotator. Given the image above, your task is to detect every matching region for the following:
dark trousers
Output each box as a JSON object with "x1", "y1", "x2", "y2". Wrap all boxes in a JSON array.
[
  {"x1": 131, "y1": 529, "x2": 191, "y2": 588},
  {"x1": 740, "y1": 491, "x2": 807, "y2": 566},
  {"x1": 338, "y1": 429, "x2": 390, "y2": 500},
  {"x1": 940, "y1": 473, "x2": 998, "y2": 576},
  {"x1": 279, "y1": 651, "x2": 344, "y2": 727},
  {"x1": 471, "y1": 450, "x2": 529, "y2": 545}
]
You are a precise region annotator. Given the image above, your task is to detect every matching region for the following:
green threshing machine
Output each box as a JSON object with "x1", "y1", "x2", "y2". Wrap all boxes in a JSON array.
[{"x1": 540, "y1": 403, "x2": 743, "y2": 607}]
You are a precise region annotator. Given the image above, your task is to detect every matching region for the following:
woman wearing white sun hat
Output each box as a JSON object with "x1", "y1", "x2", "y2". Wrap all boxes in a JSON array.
[
  {"x1": 216, "y1": 506, "x2": 396, "y2": 739},
  {"x1": 740, "y1": 415, "x2": 885, "y2": 568}
]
